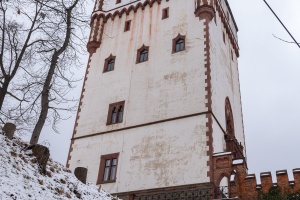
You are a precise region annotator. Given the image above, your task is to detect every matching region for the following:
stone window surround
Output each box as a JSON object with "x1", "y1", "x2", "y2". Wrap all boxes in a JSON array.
[
  {"x1": 136, "y1": 44, "x2": 149, "y2": 63},
  {"x1": 97, "y1": 153, "x2": 120, "y2": 184},
  {"x1": 103, "y1": 54, "x2": 116, "y2": 73},
  {"x1": 106, "y1": 101, "x2": 125, "y2": 125},
  {"x1": 172, "y1": 34, "x2": 186, "y2": 53}
]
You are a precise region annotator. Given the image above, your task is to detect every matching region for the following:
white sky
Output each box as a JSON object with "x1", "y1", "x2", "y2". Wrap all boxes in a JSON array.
[{"x1": 34, "y1": 0, "x2": 300, "y2": 182}]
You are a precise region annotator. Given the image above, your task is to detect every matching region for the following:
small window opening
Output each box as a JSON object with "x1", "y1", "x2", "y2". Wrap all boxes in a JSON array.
[
  {"x1": 107, "y1": 59, "x2": 115, "y2": 71},
  {"x1": 162, "y1": 7, "x2": 169, "y2": 19},
  {"x1": 136, "y1": 45, "x2": 149, "y2": 63},
  {"x1": 223, "y1": 32, "x2": 226, "y2": 44},
  {"x1": 116, "y1": 0, "x2": 121, "y2": 4},
  {"x1": 172, "y1": 34, "x2": 186, "y2": 53},
  {"x1": 139, "y1": 49, "x2": 148, "y2": 62},
  {"x1": 175, "y1": 39, "x2": 185, "y2": 52},
  {"x1": 103, "y1": 54, "x2": 116, "y2": 73},
  {"x1": 124, "y1": 20, "x2": 131, "y2": 32}
]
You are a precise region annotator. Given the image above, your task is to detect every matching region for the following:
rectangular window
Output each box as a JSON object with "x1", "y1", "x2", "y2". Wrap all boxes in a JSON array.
[
  {"x1": 97, "y1": 153, "x2": 119, "y2": 184},
  {"x1": 162, "y1": 7, "x2": 169, "y2": 19},
  {"x1": 124, "y1": 20, "x2": 131, "y2": 32},
  {"x1": 107, "y1": 101, "x2": 125, "y2": 125},
  {"x1": 223, "y1": 32, "x2": 226, "y2": 44},
  {"x1": 116, "y1": 0, "x2": 121, "y2": 4}
]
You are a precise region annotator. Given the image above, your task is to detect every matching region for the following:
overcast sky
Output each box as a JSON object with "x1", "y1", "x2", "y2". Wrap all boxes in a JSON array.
[{"x1": 34, "y1": 0, "x2": 300, "y2": 183}]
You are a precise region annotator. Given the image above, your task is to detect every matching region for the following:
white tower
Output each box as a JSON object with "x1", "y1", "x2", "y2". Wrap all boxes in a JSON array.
[{"x1": 67, "y1": 0, "x2": 246, "y2": 199}]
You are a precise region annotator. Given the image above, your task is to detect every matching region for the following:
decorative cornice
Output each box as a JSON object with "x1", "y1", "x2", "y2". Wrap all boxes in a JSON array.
[
  {"x1": 195, "y1": 4, "x2": 216, "y2": 21},
  {"x1": 91, "y1": 0, "x2": 163, "y2": 23}
]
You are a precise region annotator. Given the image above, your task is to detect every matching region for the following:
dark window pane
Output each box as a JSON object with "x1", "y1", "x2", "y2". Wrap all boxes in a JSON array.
[
  {"x1": 117, "y1": 106, "x2": 123, "y2": 123},
  {"x1": 103, "y1": 160, "x2": 110, "y2": 181},
  {"x1": 112, "y1": 158, "x2": 117, "y2": 166},
  {"x1": 107, "y1": 59, "x2": 115, "y2": 71},
  {"x1": 110, "y1": 166, "x2": 116, "y2": 180},
  {"x1": 105, "y1": 159, "x2": 111, "y2": 167},
  {"x1": 176, "y1": 39, "x2": 184, "y2": 52},
  {"x1": 139, "y1": 49, "x2": 148, "y2": 62},
  {"x1": 111, "y1": 107, "x2": 117, "y2": 124}
]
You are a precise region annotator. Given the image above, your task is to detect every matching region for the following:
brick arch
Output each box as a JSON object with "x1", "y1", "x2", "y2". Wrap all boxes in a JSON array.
[
  {"x1": 216, "y1": 173, "x2": 230, "y2": 187},
  {"x1": 225, "y1": 97, "x2": 235, "y2": 138}
]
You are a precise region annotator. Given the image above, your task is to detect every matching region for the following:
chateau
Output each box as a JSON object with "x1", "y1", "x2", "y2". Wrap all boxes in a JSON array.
[{"x1": 66, "y1": 0, "x2": 300, "y2": 199}]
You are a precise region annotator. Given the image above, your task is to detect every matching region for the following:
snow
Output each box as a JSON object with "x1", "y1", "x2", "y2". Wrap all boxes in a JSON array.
[
  {"x1": 276, "y1": 171, "x2": 287, "y2": 175},
  {"x1": 230, "y1": 174, "x2": 235, "y2": 182},
  {"x1": 213, "y1": 152, "x2": 232, "y2": 157},
  {"x1": 232, "y1": 159, "x2": 243, "y2": 165},
  {"x1": 0, "y1": 134, "x2": 119, "y2": 200},
  {"x1": 260, "y1": 173, "x2": 271, "y2": 177},
  {"x1": 293, "y1": 169, "x2": 300, "y2": 172},
  {"x1": 245, "y1": 174, "x2": 255, "y2": 179}
]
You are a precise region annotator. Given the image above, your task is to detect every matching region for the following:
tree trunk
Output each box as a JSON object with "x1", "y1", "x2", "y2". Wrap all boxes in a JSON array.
[
  {"x1": 30, "y1": 0, "x2": 79, "y2": 145},
  {"x1": 30, "y1": 55, "x2": 58, "y2": 145},
  {"x1": 0, "y1": 77, "x2": 10, "y2": 110}
]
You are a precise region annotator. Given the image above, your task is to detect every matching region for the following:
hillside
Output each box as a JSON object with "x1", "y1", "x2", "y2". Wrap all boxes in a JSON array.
[{"x1": 0, "y1": 134, "x2": 117, "y2": 200}]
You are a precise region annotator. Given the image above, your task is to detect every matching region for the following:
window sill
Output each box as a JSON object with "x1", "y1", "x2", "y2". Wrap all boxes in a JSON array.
[{"x1": 98, "y1": 180, "x2": 116, "y2": 184}]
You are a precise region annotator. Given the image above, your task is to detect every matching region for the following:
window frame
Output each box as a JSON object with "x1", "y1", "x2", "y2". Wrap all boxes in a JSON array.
[
  {"x1": 106, "y1": 101, "x2": 125, "y2": 125},
  {"x1": 162, "y1": 7, "x2": 169, "y2": 19},
  {"x1": 97, "y1": 153, "x2": 120, "y2": 184},
  {"x1": 172, "y1": 34, "x2": 186, "y2": 53},
  {"x1": 136, "y1": 45, "x2": 149, "y2": 63},
  {"x1": 103, "y1": 54, "x2": 116, "y2": 73}
]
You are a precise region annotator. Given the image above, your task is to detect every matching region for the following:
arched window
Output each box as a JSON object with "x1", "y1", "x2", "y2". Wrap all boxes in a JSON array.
[
  {"x1": 104, "y1": 54, "x2": 116, "y2": 73},
  {"x1": 172, "y1": 34, "x2": 186, "y2": 53},
  {"x1": 136, "y1": 45, "x2": 149, "y2": 63},
  {"x1": 111, "y1": 107, "x2": 117, "y2": 124},
  {"x1": 117, "y1": 106, "x2": 123, "y2": 123}
]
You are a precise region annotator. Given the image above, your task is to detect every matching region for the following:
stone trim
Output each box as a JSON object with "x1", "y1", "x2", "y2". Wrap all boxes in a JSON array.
[
  {"x1": 96, "y1": 152, "x2": 120, "y2": 184},
  {"x1": 66, "y1": 54, "x2": 93, "y2": 168},
  {"x1": 215, "y1": 1, "x2": 239, "y2": 57},
  {"x1": 72, "y1": 111, "x2": 211, "y2": 141},
  {"x1": 201, "y1": 12, "x2": 214, "y2": 183}
]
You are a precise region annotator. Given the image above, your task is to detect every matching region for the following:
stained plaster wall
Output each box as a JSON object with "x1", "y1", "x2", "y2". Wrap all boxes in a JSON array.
[
  {"x1": 70, "y1": 0, "x2": 212, "y2": 193},
  {"x1": 76, "y1": 0, "x2": 208, "y2": 137},
  {"x1": 69, "y1": 115, "x2": 209, "y2": 194},
  {"x1": 209, "y1": 7, "x2": 246, "y2": 154}
]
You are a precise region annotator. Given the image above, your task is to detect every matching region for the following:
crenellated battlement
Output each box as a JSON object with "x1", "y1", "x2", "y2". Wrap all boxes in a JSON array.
[{"x1": 213, "y1": 153, "x2": 300, "y2": 198}]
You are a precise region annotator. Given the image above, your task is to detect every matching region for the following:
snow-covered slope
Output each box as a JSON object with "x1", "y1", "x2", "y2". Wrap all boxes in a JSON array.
[{"x1": 0, "y1": 134, "x2": 117, "y2": 200}]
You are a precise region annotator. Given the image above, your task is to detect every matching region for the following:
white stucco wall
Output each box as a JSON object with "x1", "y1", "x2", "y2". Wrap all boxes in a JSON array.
[
  {"x1": 69, "y1": 0, "x2": 246, "y2": 194},
  {"x1": 209, "y1": 7, "x2": 246, "y2": 154},
  {"x1": 69, "y1": 115, "x2": 210, "y2": 194},
  {"x1": 76, "y1": 0, "x2": 207, "y2": 138}
]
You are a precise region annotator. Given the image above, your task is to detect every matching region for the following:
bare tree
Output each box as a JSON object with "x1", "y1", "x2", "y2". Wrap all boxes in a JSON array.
[
  {"x1": 0, "y1": 0, "x2": 44, "y2": 111},
  {"x1": 30, "y1": 0, "x2": 89, "y2": 144},
  {"x1": 0, "y1": 0, "x2": 90, "y2": 143}
]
